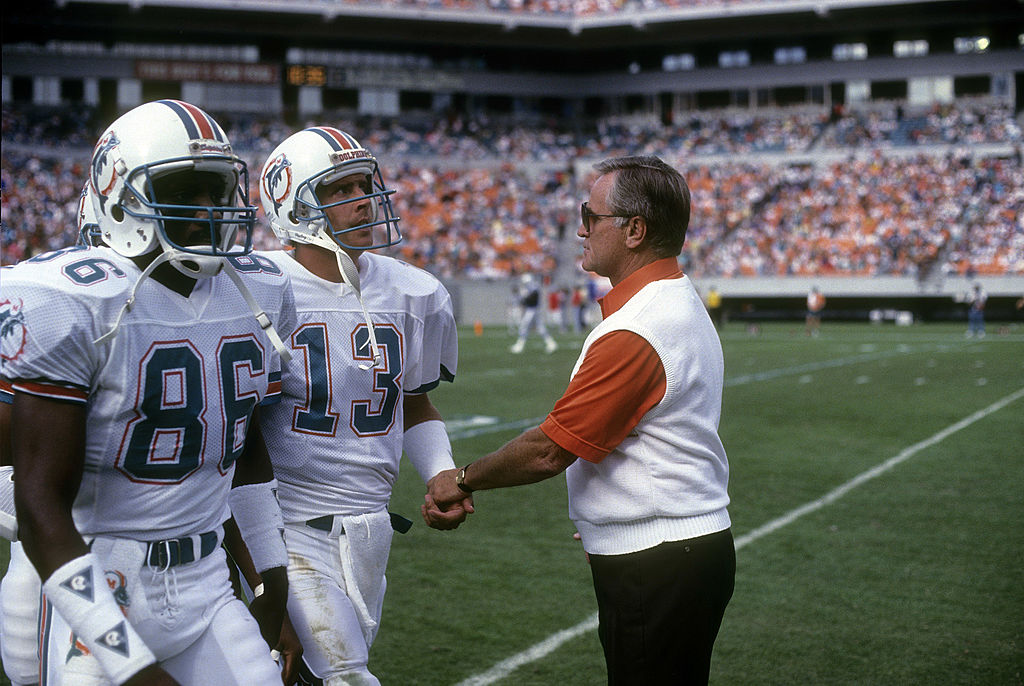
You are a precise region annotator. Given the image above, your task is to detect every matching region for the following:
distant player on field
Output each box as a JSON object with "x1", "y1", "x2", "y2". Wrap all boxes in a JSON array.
[
  {"x1": 966, "y1": 282, "x2": 987, "y2": 338},
  {"x1": 510, "y1": 273, "x2": 558, "y2": 354},
  {"x1": 806, "y1": 286, "x2": 826, "y2": 337}
]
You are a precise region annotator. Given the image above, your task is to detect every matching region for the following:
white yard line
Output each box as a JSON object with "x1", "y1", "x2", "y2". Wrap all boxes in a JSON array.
[
  {"x1": 452, "y1": 385, "x2": 1024, "y2": 686},
  {"x1": 723, "y1": 348, "x2": 925, "y2": 387},
  {"x1": 450, "y1": 350, "x2": 919, "y2": 443}
]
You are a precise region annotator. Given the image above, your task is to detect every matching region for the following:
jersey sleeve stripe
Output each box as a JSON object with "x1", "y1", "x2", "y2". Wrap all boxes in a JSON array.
[
  {"x1": 10, "y1": 380, "x2": 89, "y2": 404},
  {"x1": 406, "y1": 364, "x2": 455, "y2": 395}
]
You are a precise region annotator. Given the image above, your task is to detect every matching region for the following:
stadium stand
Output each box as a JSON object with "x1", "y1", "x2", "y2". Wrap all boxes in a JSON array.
[
  {"x1": 3, "y1": 0, "x2": 1023, "y2": 323},
  {"x1": 3, "y1": 100, "x2": 1022, "y2": 280}
]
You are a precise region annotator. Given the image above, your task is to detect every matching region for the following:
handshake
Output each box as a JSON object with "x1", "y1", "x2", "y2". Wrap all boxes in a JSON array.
[
  {"x1": 420, "y1": 467, "x2": 475, "y2": 531},
  {"x1": 417, "y1": 427, "x2": 573, "y2": 531}
]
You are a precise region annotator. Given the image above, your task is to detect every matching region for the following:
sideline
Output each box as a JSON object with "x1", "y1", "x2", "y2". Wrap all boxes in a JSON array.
[{"x1": 451, "y1": 386, "x2": 1024, "y2": 686}]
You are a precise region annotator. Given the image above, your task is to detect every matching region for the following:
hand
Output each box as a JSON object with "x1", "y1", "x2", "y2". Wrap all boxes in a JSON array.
[
  {"x1": 425, "y1": 468, "x2": 466, "y2": 511},
  {"x1": 123, "y1": 664, "x2": 181, "y2": 686},
  {"x1": 573, "y1": 532, "x2": 590, "y2": 565},
  {"x1": 248, "y1": 566, "x2": 288, "y2": 651},
  {"x1": 276, "y1": 611, "x2": 304, "y2": 685},
  {"x1": 420, "y1": 493, "x2": 474, "y2": 530}
]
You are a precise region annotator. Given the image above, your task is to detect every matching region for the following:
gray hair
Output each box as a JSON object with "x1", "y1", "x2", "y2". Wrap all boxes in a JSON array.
[{"x1": 593, "y1": 155, "x2": 691, "y2": 257}]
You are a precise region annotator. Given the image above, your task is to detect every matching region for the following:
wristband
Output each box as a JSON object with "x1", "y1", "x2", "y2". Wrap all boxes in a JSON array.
[
  {"x1": 42, "y1": 553, "x2": 156, "y2": 685},
  {"x1": 403, "y1": 419, "x2": 455, "y2": 482},
  {"x1": 228, "y1": 479, "x2": 288, "y2": 573}
]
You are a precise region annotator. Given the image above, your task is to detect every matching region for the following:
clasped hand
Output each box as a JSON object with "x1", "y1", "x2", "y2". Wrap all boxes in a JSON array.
[{"x1": 421, "y1": 468, "x2": 474, "y2": 530}]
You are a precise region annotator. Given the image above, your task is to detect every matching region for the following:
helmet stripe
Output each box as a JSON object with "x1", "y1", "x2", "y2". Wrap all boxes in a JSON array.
[
  {"x1": 307, "y1": 126, "x2": 358, "y2": 152},
  {"x1": 159, "y1": 99, "x2": 223, "y2": 142}
]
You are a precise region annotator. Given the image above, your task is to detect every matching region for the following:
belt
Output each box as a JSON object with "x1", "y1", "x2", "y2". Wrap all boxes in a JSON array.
[
  {"x1": 305, "y1": 512, "x2": 413, "y2": 535},
  {"x1": 305, "y1": 515, "x2": 340, "y2": 533},
  {"x1": 146, "y1": 531, "x2": 219, "y2": 568}
]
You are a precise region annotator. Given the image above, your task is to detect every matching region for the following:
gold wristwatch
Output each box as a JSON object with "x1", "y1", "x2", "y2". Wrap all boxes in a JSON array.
[{"x1": 455, "y1": 464, "x2": 474, "y2": 493}]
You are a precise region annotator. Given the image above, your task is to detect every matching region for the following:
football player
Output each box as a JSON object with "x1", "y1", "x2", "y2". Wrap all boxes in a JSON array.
[
  {"x1": 1, "y1": 181, "x2": 102, "y2": 686},
  {"x1": 2, "y1": 100, "x2": 296, "y2": 686},
  {"x1": 257, "y1": 126, "x2": 470, "y2": 685},
  {"x1": 0, "y1": 380, "x2": 40, "y2": 686}
]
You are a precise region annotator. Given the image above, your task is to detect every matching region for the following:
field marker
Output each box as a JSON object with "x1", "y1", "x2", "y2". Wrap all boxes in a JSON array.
[
  {"x1": 445, "y1": 415, "x2": 500, "y2": 433},
  {"x1": 449, "y1": 417, "x2": 541, "y2": 441},
  {"x1": 450, "y1": 350, "x2": 931, "y2": 444},
  {"x1": 731, "y1": 385, "x2": 1024, "y2": 549},
  {"x1": 453, "y1": 385, "x2": 1024, "y2": 686},
  {"x1": 723, "y1": 348, "x2": 919, "y2": 387},
  {"x1": 453, "y1": 615, "x2": 601, "y2": 686}
]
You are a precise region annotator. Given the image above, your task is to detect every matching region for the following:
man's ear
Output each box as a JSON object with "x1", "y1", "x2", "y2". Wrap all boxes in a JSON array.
[{"x1": 624, "y1": 216, "x2": 647, "y2": 249}]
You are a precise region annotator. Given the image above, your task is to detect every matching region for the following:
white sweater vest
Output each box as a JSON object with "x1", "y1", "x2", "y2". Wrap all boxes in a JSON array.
[{"x1": 566, "y1": 275, "x2": 731, "y2": 555}]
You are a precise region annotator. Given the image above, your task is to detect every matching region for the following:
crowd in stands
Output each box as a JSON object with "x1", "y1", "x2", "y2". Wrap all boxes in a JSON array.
[
  {"x1": 3, "y1": 100, "x2": 1022, "y2": 279},
  {"x1": 389, "y1": 164, "x2": 571, "y2": 279},
  {"x1": 0, "y1": 153, "x2": 86, "y2": 264},
  {"x1": 821, "y1": 100, "x2": 1022, "y2": 149},
  {"x1": 319, "y1": 0, "x2": 875, "y2": 19},
  {"x1": 691, "y1": 152, "x2": 1024, "y2": 278}
]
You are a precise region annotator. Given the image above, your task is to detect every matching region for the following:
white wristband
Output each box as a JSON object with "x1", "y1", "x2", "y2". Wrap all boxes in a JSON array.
[
  {"x1": 228, "y1": 479, "x2": 287, "y2": 573},
  {"x1": 42, "y1": 553, "x2": 156, "y2": 685},
  {"x1": 403, "y1": 419, "x2": 456, "y2": 483},
  {"x1": 0, "y1": 466, "x2": 16, "y2": 541}
]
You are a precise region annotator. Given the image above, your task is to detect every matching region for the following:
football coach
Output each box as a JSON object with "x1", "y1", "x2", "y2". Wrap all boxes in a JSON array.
[{"x1": 424, "y1": 154, "x2": 735, "y2": 686}]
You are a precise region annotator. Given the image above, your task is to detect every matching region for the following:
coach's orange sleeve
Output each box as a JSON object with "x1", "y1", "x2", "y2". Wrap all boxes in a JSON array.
[{"x1": 540, "y1": 330, "x2": 665, "y2": 463}]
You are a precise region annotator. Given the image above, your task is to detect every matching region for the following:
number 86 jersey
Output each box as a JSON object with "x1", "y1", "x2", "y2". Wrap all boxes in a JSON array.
[{"x1": 0, "y1": 246, "x2": 296, "y2": 541}]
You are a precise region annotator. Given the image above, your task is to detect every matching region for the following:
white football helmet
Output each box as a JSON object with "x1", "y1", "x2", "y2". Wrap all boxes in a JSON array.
[
  {"x1": 259, "y1": 126, "x2": 400, "y2": 252},
  {"x1": 89, "y1": 99, "x2": 256, "y2": 278},
  {"x1": 76, "y1": 181, "x2": 102, "y2": 247}
]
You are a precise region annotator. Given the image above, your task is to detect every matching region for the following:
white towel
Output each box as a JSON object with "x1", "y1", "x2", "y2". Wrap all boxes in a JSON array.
[
  {"x1": 336, "y1": 510, "x2": 393, "y2": 647},
  {"x1": 90, "y1": 537, "x2": 157, "y2": 627}
]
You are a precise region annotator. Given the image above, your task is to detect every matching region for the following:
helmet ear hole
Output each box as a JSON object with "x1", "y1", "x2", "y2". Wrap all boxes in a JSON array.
[
  {"x1": 259, "y1": 126, "x2": 400, "y2": 251},
  {"x1": 111, "y1": 204, "x2": 125, "y2": 222}
]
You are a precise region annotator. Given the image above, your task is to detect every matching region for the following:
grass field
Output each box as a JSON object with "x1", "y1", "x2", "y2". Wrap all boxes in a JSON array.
[{"x1": 3, "y1": 321, "x2": 1022, "y2": 685}]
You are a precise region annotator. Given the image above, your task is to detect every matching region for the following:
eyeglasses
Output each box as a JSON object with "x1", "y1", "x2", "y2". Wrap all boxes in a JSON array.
[{"x1": 580, "y1": 202, "x2": 631, "y2": 231}]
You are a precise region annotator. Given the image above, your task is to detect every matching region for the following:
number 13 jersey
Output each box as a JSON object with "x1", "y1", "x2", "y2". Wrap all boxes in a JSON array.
[{"x1": 255, "y1": 250, "x2": 457, "y2": 522}]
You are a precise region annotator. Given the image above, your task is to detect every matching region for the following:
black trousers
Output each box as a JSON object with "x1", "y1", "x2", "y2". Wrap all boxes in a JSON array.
[{"x1": 589, "y1": 528, "x2": 736, "y2": 686}]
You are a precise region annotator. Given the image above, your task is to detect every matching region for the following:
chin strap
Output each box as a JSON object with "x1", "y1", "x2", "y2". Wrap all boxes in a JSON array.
[
  {"x1": 334, "y1": 250, "x2": 381, "y2": 371},
  {"x1": 95, "y1": 251, "x2": 174, "y2": 347},
  {"x1": 95, "y1": 253, "x2": 292, "y2": 364},
  {"x1": 221, "y1": 260, "x2": 292, "y2": 363}
]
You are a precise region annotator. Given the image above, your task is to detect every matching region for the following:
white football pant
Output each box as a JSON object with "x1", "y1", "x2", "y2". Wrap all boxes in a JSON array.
[
  {"x1": 284, "y1": 509, "x2": 393, "y2": 686},
  {"x1": 40, "y1": 537, "x2": 279, "y2": 686},
  {"x1": 1, "y1": 541, "x2": 42, "y2": 686}
]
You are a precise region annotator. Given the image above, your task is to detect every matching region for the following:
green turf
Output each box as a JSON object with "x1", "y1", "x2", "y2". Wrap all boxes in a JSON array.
[{"x1": 3, "y1": 322, "x2": 1022, "y2": 685}]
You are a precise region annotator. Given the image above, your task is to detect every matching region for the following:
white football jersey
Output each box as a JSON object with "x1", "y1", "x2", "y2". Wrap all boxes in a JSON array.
[
  {"x1": 255, "y1": 250, "x2": 457, "y2": 521},
  {"x1": 0, "y1": 246, "x2": 296, "y2": 540}
]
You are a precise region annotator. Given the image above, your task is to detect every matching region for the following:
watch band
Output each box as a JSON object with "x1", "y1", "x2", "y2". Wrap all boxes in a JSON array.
[{"x1": 455, "y1": 464, "x2": 474, "y2": 494}]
